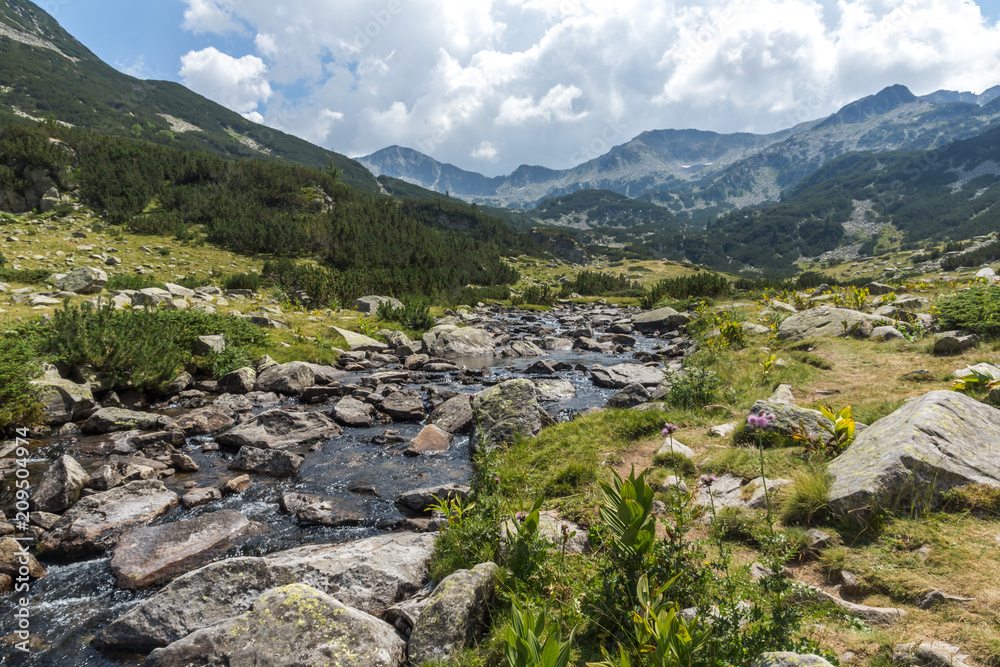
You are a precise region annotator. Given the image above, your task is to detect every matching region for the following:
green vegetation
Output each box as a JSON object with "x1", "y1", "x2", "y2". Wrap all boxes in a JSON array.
[
  {"x1": 0, "y1": 328, "x2": 44, "y2": 431},
  {"x1": 534, "y1": 189, "x2": 684, "y2": 230},
  {"x1": 936, "y1": 284, "x2": 1000, "y2": 335},
  {"x1": 45, "y1": 302, "x2": 266, "y2": 392}
]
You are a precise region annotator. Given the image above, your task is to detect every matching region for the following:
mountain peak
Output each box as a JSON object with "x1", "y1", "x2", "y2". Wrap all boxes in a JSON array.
[{"x1": 818, "y1": 84, "x2": 918, "y2": 127}]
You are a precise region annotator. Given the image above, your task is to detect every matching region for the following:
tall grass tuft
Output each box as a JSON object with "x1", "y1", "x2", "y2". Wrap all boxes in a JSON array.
[{"x1": 779, "y1": 468, "x2": 833, "y2": 526}]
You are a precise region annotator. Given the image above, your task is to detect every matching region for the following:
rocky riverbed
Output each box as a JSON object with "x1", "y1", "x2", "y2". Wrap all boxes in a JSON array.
[{"x1": 0, "y1": 300, "x2": 693, "y2": 665}]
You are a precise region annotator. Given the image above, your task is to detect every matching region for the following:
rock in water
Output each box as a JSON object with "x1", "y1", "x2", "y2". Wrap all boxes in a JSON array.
[
  {"x1": 407, "y1": 562, "x2": 499, "y2": 664},
  {"x1": 110, "y1": 510, "x2": 253, "y2": 589},
  {"x1": 31, "y1": 376, "x2": 98, "y2": 425},
  {"x1": 431, "y1": 327, "x2": 495, "y2": 358},
  {"x1": 39, "y1": 481, "x2": 179, "y2": 556},
  {"x1": 227, "y1": 446, "x2": 304, "y2": 477},
  {"x1": 471, "y1": 379, "x2": 543, "y2": 452},
  {"x1": 216, "y1": 409, "x2": 341, "y2": 449},
  {"x1": 30, "y1": 455, "x2": 89, "y2": 513},
  {"x1": 83, "y1": 408, "x2": 173, "y2": 434},
  {"x1": 143, "y1": 584, "x2": 406, "y2": 667},
  {"x1": 428, "y1": 395, "x2": 473, "y2": 434},
  {"x1": 254, "y1": 361, "x2": 315, "y2": 395},
  {"x1": 828, "y1": 390, "x2": 1000, "y2": 515}
]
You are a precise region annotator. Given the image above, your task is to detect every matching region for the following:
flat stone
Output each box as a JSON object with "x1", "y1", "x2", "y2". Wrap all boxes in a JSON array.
[
  {"x1": 110, "y1": 510, "x2": 253, "y2": 589},
  {"x1": 428, "y1": 395, "x2": 474, "y2": 434},
  {"x1": 39, "y1": 481, "x2": 179, "y2": 556},
  {"x1": 590, "y1": 363, "x2": 665, "y2": 389},
  {"x1": 332, "y1": 326, "x2": 389, "y2": 352},
  {"x1": 216, "y1": 409, "x2": 341, "y2": 449}
]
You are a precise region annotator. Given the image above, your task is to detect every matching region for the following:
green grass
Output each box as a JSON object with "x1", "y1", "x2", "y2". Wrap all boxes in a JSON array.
[{"x1": 779, "y1": 468, "x2": 833, "y2": 526}]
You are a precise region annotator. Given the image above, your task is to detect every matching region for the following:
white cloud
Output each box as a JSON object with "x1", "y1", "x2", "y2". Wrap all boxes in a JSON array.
[
  {"x1": 497, "y1": 84, "x2": 587, "y2": 125},
  {"x1": 179, "y1": 47, "x2": 272, "y2": 114},
  {"x1": 471, "y1": 140, "x2": 500, "y2": 161},
  {"x1": 178, "y1": 0, "x2": 1000, "y2": 174},
  {"x1": 242, "y1": 111, "x2": 264, "y2": 123}
]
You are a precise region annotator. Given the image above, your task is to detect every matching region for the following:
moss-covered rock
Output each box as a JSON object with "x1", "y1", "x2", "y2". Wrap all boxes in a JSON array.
[
  {"x1": 828, "y1": 390, "x2": 1000, "y2": 516},
  {"x1": 471, "y1": 378, "x2": 544, "y2": 452},
  {"x1": 144, "y1": 583, "x2": 406, "y2": 667}
]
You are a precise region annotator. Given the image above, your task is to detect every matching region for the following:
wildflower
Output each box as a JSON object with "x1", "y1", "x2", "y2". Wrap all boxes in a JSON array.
[
  {"x1": 746, "y1": 412, "x2": 775, "y2": 429},
  {"x1": 662, "y1": 423, "x2": 680, "y2": 436},
  {"x1": 699, "y1": 474, "x2": 717, "y2": 488},
  {"x1": 515, "y1": 512, "x2": 526, "y2": 521}
]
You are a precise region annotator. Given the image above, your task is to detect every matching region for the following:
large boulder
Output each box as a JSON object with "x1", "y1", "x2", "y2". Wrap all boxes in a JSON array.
[
  {"x1": 93, "y1": 532, "x2": 434, "y2": 653},
  {"x1": 30, "y1": 454, "x2": 89, "y2": 513},
  {"x1": 82, "y1": 408, "x2": 173, "y2": 434},
  {"x1": 396, "y1": 483, "x2": 471, "y2": 513},
  {"x1": 53, "y1": 266, "x2": 107, "y2": 294},
  {"x1": 777, "y1": 306, "x2": 890, "y2": 341},
  {"x1": 605, "y1": 383, "x2": 651, "y2": 409},
  {"x1": 471, "y1": 379, "x2": 544, "y2": 452},
  {"x1": 428, "y1": 395, "x2": 473, "y2": 434},
  {"x1": 632, "y1": 307, "x2": 690, "y2": 333},
  {"x1": 751, "y1": 654, "x2": 834, "y2": 667},
  {"x1": 31, "y1": 376, "x2": 98, "y2": 425},
  {"x1": 227, "y1": 446, "x2": 304, "y2": 477},
  {"x1": 354, "y1": 295, "x2": 403, "y2": 314},
  {"x1": 254, "y1": 361, "x2": 316, "y2": 395},
  {"x1": 432, "y1": 327, "x2": 495, "y2": 358},
  {"x1": 590, "y1": 363, "x2": 665, "y2": 389},
  {"x1": 828, "y1": 391, "x2": 1000, "y2": 515},
  {"x1": 171, "y1": 405, "x2": 236, "y2": 436},
  {"x1": 143, "y1": 584, "x2": 406, "y2": 667},
  {"x1": 39, "y1": 481, "x2": 179, "y2": 556},
  {"x1": 216, "y1": 409, "x2": 341, "y2": 449},
  {"x1": 110, "y1": 510, "x2": 253, "y2": 589},
  {"x1": 407, "y1": 562, "x2": 499, "y2": 664}
]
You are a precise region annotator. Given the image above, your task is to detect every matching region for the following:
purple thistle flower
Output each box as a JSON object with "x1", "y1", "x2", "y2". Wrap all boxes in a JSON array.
[
  {"x1": 747, "y1": 412, "x2": 775, "y2": 429},
  {"x1": 699, "y1": 474, "x2": 718, "y2": 488},
  {"x1": 662, "y1": 423, "x2": 680, "y2": 436},
  {"x1": 515, "y1": 512, "x2": 526, "y2": 521}
]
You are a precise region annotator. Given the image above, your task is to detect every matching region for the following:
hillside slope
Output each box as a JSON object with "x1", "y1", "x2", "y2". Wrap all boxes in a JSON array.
[{"x1": 0, "y1": 0, "x2": 377, "y2": 191}]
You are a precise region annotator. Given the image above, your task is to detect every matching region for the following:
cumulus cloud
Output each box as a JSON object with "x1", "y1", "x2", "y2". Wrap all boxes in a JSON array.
[
  {"x1": 471, "y1": 140, "x2": 500, "y2": 161},
  {"x1": 179, "y1": 0, "x2": 1000, "y2": 175},
  {"x1": 179, "y1": 47, "x2": 272, "y2": 114}
]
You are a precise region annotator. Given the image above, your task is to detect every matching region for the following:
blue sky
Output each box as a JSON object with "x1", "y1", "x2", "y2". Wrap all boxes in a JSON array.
[{"x1": 44, "y1": 0, "x2": 1000, "y2": 175}]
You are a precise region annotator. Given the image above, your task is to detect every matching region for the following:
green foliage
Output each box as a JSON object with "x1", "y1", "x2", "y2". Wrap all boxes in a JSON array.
[
  {"x1": 598, "y1": 467, "x2": 657, "y2": 582},
  {"x1": 941, "y1": 483, "x2": 1000, "y2": 518},
  {"x1": 505, "y1": 598, "x2": 576, "y2": 667},
  {"x1": 807, "y1": 405, "x2": 857, "y2": 458},
  {"x1": 429, "y1": 452, "x2": 506, "y2": 582},
  {"x1": 0, "y1": 329, "x2": 44, "y2": 432},
  {"x1": 588, "y1": 574, "x2": 711, "y2": 667},
  {"x1": 940, "y1": 241, "x2": 1000, "y2": 271},
  {"x1": 0, "y1": 266, "x2": 49, "y2": 284},
  {"x1": 505, "y1": 496, "x2": 550, "y2": 581},
  {"x1": 780, "y1": 469, "x2": 833, "y2": 526},
  {"x1": 44, "y1": 302, "x2": 265, "y2": 392},
  {"x1": 534, "y1": 188, "x2": 683, "y2": 230},
  {"x1": 207, "y1": 345, "x2": 254, "y2": 378},
  {"x1": 558, "y1": 271, "x2": 644, "y2": 298},
  {"x1": 104, "y1": 273, "x2": 165, "y2": 292},
  {"x1": 663, "y1": 368, "x2": 722, "y2": 409},
  {"x1": 376, "y1": 298, "x2": 435, "y2": 332},
  {"x1": 513, "y1": 285, "x2": 556, "y2": 307},
  {"x1": 452, "y1": 284, "x2": 511, "y2": 306},
  {"x1": 641, "y1": 273, "x2": 731, "y2": 308},
  {"x1": 936, "y1": 285, "x2": 1000, "y2": 336},
  {"x1": 221, "y1": 272, "x2": 262, "y2": 292},
  {"x1": 46, "y1": 302, "x2": 186, "y2": 391}
]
